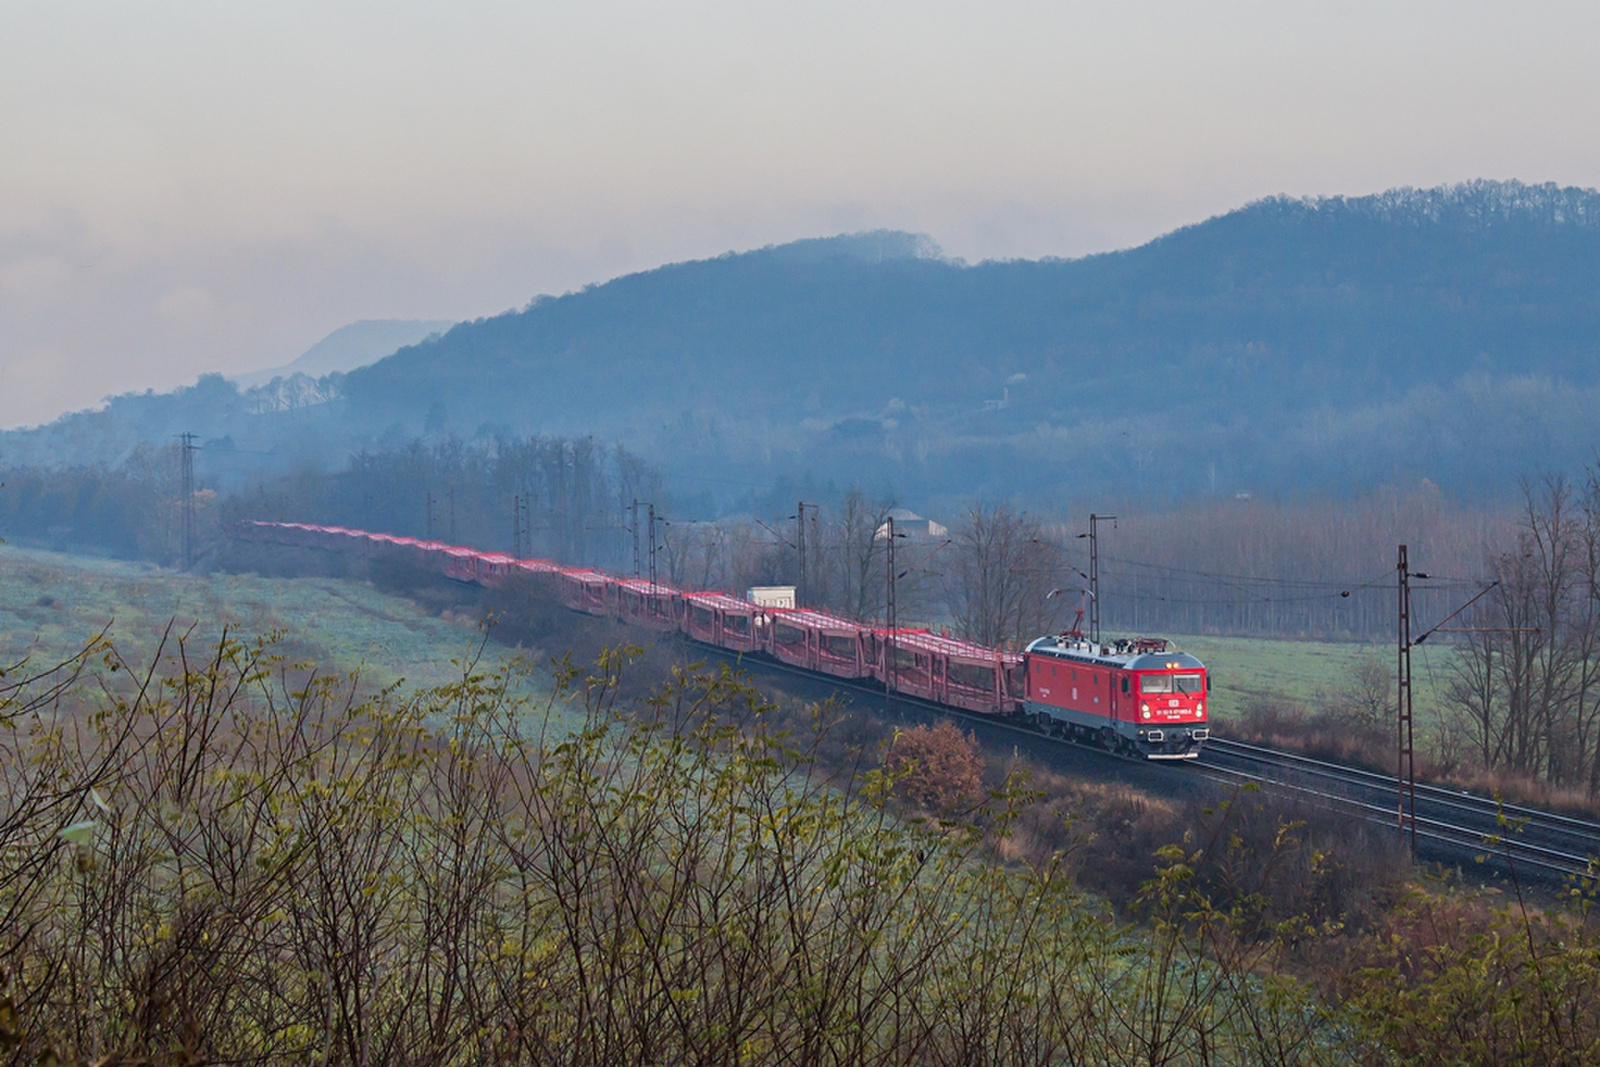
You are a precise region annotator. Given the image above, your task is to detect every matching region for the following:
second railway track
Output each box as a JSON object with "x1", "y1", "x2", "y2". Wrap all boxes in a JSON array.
[
  {"x1": 712, "y1": 646, "x2": 1600, "y2": 885},
  {"x1": 1196, "y1": 737, "x2": 1600, "y2": 883}
]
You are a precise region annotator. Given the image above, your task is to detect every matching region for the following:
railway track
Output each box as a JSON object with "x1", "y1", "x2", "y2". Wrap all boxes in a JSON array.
[
  {"x1": 1195, "y1": 738, "x2": 1600, "y2": 883},
  {"x1": 703, "y1": 643, "x2": 1600, "y2": 885}
]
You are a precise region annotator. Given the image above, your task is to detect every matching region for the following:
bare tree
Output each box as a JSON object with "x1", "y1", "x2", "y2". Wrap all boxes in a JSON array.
[
  {"x1": 662, "y1": 521, "x2": 725, "y2": 590},
  {"x1": 1579, "y1": 472, "x2": 1600, "y2": 796},
  {"x1": 944, "y1": 505, "x2": 1068, "y2": 649},
  {"x1": 1445, "y1": 476, "x2": 1600, "y2": 785},
  {"x1": 824, "y1": 488, "x2": 896, "y2": 621},
  {"x1": 1339, "y1": 649, "x2": 1396, "y2": 728}
]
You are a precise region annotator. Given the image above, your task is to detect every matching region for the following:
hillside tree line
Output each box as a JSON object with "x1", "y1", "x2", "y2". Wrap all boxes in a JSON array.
[{"x1": 235, "y1": 435, "x2": 663, "y2": 568}]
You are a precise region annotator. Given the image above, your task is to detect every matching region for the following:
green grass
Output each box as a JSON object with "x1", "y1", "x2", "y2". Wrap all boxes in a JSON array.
[
  {"x1": 1173, "y1": 634, "x2": 1372, "y2": 716},
  {"x1": 1169, "y1": 632, "x2": 1444, "y2": 724},
  {"x1": 0, "y1": 545, "x2": 544, "y2": 702}
]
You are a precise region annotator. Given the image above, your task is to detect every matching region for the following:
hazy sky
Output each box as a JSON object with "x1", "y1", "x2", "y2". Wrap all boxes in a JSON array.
[{"x1": 3, "y1": 1, "x2": 1598, "y2": 429}]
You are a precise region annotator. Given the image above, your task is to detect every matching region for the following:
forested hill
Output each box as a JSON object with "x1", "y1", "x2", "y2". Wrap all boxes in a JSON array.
[
  {"x1": 340, "y1": 179, "x2": 1600, "y2": 502},
  {"x1": 8, "y1": 180, "x2": 1600, "y2": 507}
]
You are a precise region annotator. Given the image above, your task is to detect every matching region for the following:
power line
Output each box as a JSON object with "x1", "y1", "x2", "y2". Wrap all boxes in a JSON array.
[
  {"x1": 1104, "y1": 555, "x2": 1436, "y2": 590},
  {"x1": 1104, "y1": 579, "x2": 1397, "y2": 605}
]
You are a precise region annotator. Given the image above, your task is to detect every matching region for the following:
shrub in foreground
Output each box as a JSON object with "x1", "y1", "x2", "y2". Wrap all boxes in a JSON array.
[{"x1": 0, "y1": 630, "x2": 1361, "y2": 1064}]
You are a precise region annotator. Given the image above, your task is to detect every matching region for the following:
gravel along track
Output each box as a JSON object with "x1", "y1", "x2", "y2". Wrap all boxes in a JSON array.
[{"x1": 1195, "y1": 738, "x2": 1600, "y2": 885}]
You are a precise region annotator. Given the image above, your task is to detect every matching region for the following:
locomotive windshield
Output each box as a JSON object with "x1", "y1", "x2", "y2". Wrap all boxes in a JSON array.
[{"x1": 1141, "y1": 672, "x2": 1204, "y2": 694}]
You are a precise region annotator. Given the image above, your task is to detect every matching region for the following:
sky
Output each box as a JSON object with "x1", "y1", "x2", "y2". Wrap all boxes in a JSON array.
[{"x1": 2, "y1": 1, "x2": 1599, "y2": 429}]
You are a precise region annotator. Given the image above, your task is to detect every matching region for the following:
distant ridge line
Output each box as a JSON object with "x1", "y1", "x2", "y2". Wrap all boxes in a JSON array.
[{"x1": 1243, "y1": 178, "x2": 1600, "y2": 228}]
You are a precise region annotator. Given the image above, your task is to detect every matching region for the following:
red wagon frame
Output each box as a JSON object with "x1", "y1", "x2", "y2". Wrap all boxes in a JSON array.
[
  {"x1": 682, "y1": 592, "x2": 765, "y2": 653},
  {"x1": 766, "y1": 609, "x2": 871, "y2": 679}
]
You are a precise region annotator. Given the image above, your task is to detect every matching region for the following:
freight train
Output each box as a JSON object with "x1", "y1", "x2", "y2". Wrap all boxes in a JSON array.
[{"x1": 238, "y1": 521, "x2": 1209, "y2": 759}]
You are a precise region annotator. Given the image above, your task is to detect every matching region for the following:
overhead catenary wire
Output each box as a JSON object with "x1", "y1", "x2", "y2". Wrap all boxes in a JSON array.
[
  {"x1": 1104, "y1": 555, "x2": 1376, "y2": 587},
  {"x1": 1091, "y1": 566, "x2": 1398, "y2": 608},
  {"x1": 1109, "y1": 589, "x2": 1380, "y2": 607},
  {"x1": 1080, "y1": 547, "x2": 1491, "y2": 641},
  {"x1": 1104, "y1": 555, "x2": 1479, "y2": 590}
]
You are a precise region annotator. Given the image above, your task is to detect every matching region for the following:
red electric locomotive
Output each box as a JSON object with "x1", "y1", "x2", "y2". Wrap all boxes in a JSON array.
[{"x1": 1023, "y1": 634, "x2": 1209, "y2": 759}]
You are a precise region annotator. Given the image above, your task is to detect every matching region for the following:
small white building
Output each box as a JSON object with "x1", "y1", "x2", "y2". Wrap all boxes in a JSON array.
[
  {"x1": 875, "y1": 508, "x2": 948, "y2": 540},
  {"x1": 746, "y1": 586, "x2": 796, "y2": 609}
]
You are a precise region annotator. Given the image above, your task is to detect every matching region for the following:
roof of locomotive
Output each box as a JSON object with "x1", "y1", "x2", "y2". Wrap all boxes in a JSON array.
[{"x1": 1025, "y1": 634, "x2": 1204, "y2": 670}]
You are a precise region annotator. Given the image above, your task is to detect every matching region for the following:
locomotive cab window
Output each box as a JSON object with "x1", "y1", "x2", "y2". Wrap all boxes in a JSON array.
[
  {"x1": 1174, "y1": 673, "x2": 1204, "y2": 694},
  {"x1": 1141, "y1": 674, "x2": 1174, "y2": 694},
  {"x1": 1120, "y1": 677, "x2": 1129, "y2": 693}
]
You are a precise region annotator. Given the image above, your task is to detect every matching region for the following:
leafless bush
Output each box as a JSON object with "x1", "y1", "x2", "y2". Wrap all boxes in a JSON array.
[
  {"x1": 882, "y1": 720, "x2": 987, "y2": 816},
  {"x1": 1000, "y1": 762, "x2": 1408, "y2": 942}
]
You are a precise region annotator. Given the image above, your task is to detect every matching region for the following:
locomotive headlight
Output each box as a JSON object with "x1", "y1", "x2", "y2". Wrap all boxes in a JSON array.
[
  {"x1": 1197, "y1": 702, "x2": 1205, "y2": 718},
  {"x1": 1141, "y1": 705, "x2": 1151, "y2": 719}
]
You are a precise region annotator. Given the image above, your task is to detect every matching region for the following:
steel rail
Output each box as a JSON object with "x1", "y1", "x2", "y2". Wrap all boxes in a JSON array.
[
  {"x1": 1197, "y1": 738, "x2": 1600, "y2": 881},
  {"x1": 1207, "y1": 737, "x2": 1600, "y2": 834},
  {"x1": 1202, "y1": 738, "x2": 1600, "y2": 845},
  {"x1": 1192, "y1": 759, "x2": 1594, "y2": 879}
]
